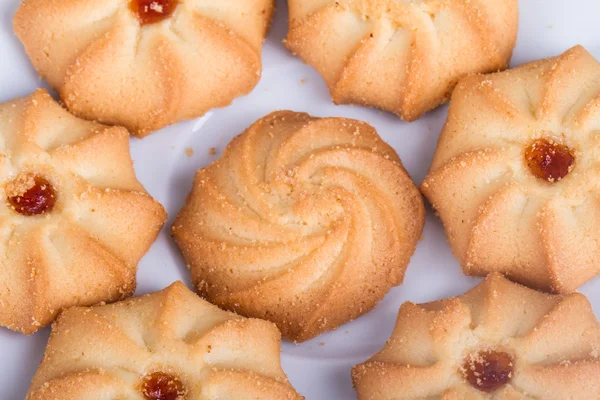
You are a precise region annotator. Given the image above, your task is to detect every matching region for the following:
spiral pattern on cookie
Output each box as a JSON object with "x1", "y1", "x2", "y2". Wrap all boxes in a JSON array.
[
  {"x1": 422, "y1": 46, "x2": 600, "y2": 293},
  {"x1": 286, "y1": 0, "x2": 517, "y2": 121},
  {"x1": 173, "y1": 111, "x2": 424, "y2": 341}
]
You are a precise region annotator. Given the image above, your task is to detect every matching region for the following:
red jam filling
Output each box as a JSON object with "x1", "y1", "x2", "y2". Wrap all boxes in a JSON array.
[
  {"x1": 141, "y1": 372, "x2": 186, "y2": 400},
  {"x1": 462, "y1": 350, "x2": 513, "y2": 393},
  {"x1": 130, "y1": 0, "x2": 178, "y2": 25},
  {"x1": 7, "y1": 175, "x2": 56, "y2": 216},
  {"x1": 525, "y1": 139, "x2": 574, "y2": 182}
]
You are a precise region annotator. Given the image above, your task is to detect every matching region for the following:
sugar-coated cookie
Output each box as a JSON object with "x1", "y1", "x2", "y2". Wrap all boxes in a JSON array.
[
  {"x1": 173, "y1": 111, "x2": 424, "y2": 341},
  {"x1": 27, "y1": 282, "x2": 302, "y2": 399},
  {"x1": 14, "y1": 0, "x2": 274, "y2": 137},
  {"x1": 286, "y1": 0, "x2": 518, "y2": 121},
  {"x1": 422, "y1": 46, "x2": 600, "y2": 293},
  {"x1": 0, "y1": 90, "x2": 166, "y2": 334},
  {"x1": 353, "y1": 273, "x2": 600, "y2": 399}
]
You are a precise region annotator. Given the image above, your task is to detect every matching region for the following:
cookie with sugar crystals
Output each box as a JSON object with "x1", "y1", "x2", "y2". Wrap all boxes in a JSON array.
[
  {"x1": 14, "y1": 0, "x2": 274, "y2": 137},
  {"x1": 0, "y1": 89, "x2": 166, "y2": 334},
  {"x1": 286, "y1": 0, "x2": 518, "y2": 121},
  {"x1": 27, "y1": 281, "x2": 303, "y2": 399},
  {"x1": 173, "y1": 110, "x2": 424, "y2": 341},
  {"x1": 422, "y1": 45, "x2": 600, "y2": 293},
  {"x1": 353, "y1": 273, "x2": 600, "y2": 399}
]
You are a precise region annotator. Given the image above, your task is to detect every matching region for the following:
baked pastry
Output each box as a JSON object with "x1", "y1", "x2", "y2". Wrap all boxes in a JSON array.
[
  {"x1": 172, "y1": 111, "x2": 424, "y2": 342},
  {"x1": 352, "y1": 273, "x2": 600, "y2": 399},
  {"x1": 14, "y1": 0, "x2": 274, "y2": 137},
  {"x1": 421, "y1": 45, "x2": 600, "y2": 293},
  {"x1": 0, "y1": 90, "x2": 166, "y2": 334},
  {"x1": 285, "y1": 0, "x2": 518, "y2": 122},
  {"x1": 27, "y1": 281, "x2": 302, "y2": 400}
]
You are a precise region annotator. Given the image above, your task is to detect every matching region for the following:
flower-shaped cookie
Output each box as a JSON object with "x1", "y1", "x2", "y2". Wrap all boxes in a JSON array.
[
  {"x1": 27, "y1": 282, "x2": 303, "y2": 400},
  {"x1": 286, "y1": 0, "x2": 518, "y2": 121},
  {"x1": 422, "y1": 46, "x2": 600, "y2": 293},
  {"x1": 14, "y1": 0, "x2": 274, "y2": 137},
  {"x1": 352, "y1": 273, "x2": 600, "y2": 399},
  {"x1": 173, "y1": 111, "x2": 424, "y2": 341},
  {"x1": 0, "y1": 90, "x2": 166, "y2": 334}
]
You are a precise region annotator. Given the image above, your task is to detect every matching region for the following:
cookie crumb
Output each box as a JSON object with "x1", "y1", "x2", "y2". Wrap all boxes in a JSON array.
[
  {"x1": 209, "y1": 147, "x2": 217, "y2": 156},
  {"x1": 185, "y1": 147, "x2": 194, "y2": 157}
]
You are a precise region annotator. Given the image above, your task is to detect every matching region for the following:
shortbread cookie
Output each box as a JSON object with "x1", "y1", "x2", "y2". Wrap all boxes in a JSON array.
[
  {"x1": 422, "y1": 46, "x2": 600, "y2": 293},
  {"x1": 173, "y1": 111, "x2": 424, "y2": 341},
  {"x1": 14, "y1": 0, "x2": 274, "y2": 137},
  {"x1": 27, "y1": 282, "x2": 302, "y2": 400},
  {"x1": 286, "y1": 0, "x2": 518, "y2": 121},
  {"x1": 0, "y1": 90, "x2": 166, "y2": 334},
  {"x1": 353, "y1": 273, "x2": 600, "y2": 399}
]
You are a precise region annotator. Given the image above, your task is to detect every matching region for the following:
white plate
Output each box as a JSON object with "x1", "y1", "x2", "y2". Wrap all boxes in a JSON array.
[{"x1": 1, "y1": 1, "x2": 600, "y2": 398}]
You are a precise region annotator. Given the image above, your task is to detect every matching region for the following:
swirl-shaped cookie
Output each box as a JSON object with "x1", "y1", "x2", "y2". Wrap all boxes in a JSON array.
[
  {"x1": 285, "y1": 0, "x2": 518, "y2": 121},
  {"x1": 27, "y1": 282, "x2": 302, "y2": 399},
  {"x1": 172, "y1": 111, "x2": 424, "y2": 341},
  {"x1": 422, "y1": 46, "x2": 600, "y2": 293},
  {"x1": 353, "y1": 273, "x2": 600, "y2": 399},
  {"x1": 0, "y1": 90, "x2": 166, "y2": 334},
  {"x1": 14, "y1": 0, "x2": 274, "y2": 137}
]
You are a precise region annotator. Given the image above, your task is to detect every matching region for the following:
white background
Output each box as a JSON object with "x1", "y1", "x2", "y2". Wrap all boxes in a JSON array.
[{"x1": 0, "y1": 0, "x2": 599, "y2": 399}]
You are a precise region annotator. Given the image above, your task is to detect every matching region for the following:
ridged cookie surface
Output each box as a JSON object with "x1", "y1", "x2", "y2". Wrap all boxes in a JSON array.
[
  {"x1": 0, "y1": 90, "x2": 166, "y2": 334},
  {"x1": 286, "y1": 0, "x2": 518, "y2": 121},
  {"x1": 173, "y1": 111, "x2": 424, "y2": 341},
  {"x1": 422, "y1": 46, "x2": 600, "y2": 293},
  {"x1": 27, "y1": 281, "x2": 302, "y2": 400},
  {"x1": 353, "y1": 273, "x2": 600, "y2": 399},
  {"x1": 14, "y1": 0, "x2": 274, "y2": 137}
]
